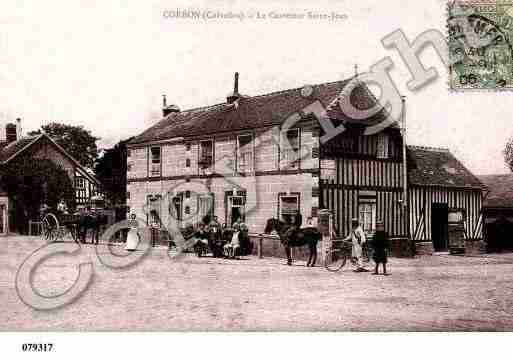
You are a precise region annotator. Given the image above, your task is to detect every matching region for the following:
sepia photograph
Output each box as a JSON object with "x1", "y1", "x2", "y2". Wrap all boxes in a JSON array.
[{"x1": 1, "y1": 0, "x2": 513, "y2": 357}]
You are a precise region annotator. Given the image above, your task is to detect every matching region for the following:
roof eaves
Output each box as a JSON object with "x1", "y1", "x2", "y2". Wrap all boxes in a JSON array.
[
  {"x1": 41, "y1": 133, "x2": 101, "y2": 186},
  {"x1": 0, "y1": 134, "x2": 44, "y2": 165}
]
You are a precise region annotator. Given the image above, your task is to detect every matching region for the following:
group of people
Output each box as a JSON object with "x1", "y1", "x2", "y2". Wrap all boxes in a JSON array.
[
  {"x1": 192, "y1": 216, "x2": 248, "y2": 259},
  {"x1": 345, "y1": 218, "x2": 390, "y2": 275}
]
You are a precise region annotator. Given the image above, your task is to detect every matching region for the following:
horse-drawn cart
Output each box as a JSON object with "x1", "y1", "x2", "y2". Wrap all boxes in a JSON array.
[
  {"x1": 41, "y1": 213, "x2": 80, "y2": 242},
  {"x1": 41, "y1": 210, "x2": 110, "y2": 244}
]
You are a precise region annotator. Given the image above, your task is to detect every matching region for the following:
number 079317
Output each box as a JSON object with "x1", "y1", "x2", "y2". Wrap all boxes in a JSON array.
[{"x1": 21, "y1": 343, "x2": 54, "y2": 352}]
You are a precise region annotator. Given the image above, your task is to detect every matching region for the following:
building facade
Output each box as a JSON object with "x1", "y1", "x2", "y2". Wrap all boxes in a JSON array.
[{"x1": 127, "y1": 74, "x2": 484, "y2": 251}]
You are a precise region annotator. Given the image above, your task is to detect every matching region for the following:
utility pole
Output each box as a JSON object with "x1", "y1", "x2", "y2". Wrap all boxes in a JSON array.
[{"x1": 401, "y1": 96, "x2": 410, "y2": 239}]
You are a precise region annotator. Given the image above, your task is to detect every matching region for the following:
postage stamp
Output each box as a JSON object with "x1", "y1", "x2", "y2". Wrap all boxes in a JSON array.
[{"x1": 448, "y1": 0, "x2": 513, "y2": 90}]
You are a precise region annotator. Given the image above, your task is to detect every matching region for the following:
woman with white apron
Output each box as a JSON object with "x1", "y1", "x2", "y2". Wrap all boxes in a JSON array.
[{"x1": 125, "y1": 214, "x2": 140, "y2": 251}]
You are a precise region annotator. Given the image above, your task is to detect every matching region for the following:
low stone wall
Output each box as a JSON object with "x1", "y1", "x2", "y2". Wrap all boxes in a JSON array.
[
  {"x1": 389, "y1": 238, "x2": 416, "y2": 258},
  {"x1": 413, "y1": 240, "x2": 485, "y2": 256},
  {"x1": 249, "y1": 233, "x2": 323, "y2": 263},
  {"x1": 464, "y1": 239, "x2": 486, "y2": 255}
]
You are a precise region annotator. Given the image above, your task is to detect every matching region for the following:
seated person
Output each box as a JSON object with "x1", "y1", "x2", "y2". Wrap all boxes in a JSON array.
[
  {"x1": 57, "y1": 199, "x2": 69, "y2": 215},
  {"x1": 224, "y1": 223, "x2": 241, "y2": 258},
  {"x1": 192, "y1": 223, "x2": 209, "y2": 256}
]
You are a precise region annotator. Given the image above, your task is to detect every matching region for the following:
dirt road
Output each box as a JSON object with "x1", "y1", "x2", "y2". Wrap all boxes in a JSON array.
[{"x1": 2, "y1": 236, "x2": 513, "y2": 331}]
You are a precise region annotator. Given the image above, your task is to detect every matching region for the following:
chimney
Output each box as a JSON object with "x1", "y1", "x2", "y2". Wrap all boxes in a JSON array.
[
  {"x1": 227, "y1": 72, "x2": 240, "y2": 104},
  {"x1": 16, "y1": 118, "x2": 22, "y2": 139},
  {"x1": 5, "y1": 123, "x2": 17, "y2": 144},
  {"x1": 162, "y1": 94, "x2": 181, "y2": 117}
]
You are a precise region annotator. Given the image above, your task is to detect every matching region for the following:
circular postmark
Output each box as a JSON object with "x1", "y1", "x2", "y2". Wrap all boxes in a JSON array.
[{"x1": 449, "y1": 3, "x2": 513, "y2": 89}]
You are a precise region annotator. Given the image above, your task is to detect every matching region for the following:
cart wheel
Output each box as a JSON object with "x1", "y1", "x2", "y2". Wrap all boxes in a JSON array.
[
  {"x1": 41, "y1": 214, "x2": 60, "y2": 241},
  {"x1": 325, "y1": 249, "x2": 347, "y2": 272}
]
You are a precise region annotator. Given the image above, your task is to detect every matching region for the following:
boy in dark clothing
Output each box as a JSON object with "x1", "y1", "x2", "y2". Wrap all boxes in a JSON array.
[{"x1": 372, "y1": 222, "x2": 390, "y2": 275}]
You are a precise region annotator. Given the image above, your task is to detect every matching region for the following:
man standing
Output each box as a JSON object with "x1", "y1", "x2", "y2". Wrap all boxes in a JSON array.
[
  {"x1": 372, "y1": 221, "x2": 390, "y2": 275},
  {"x1": 346, "y1": 218, "x2": 367, "y2": 272},
  {"x1": 209, "y1": 215, "x2": 222, "y2": 234}
]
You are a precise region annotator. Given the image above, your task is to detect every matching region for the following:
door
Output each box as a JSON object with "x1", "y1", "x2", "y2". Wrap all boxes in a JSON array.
[
  {"x1": 431, "y1": 203, "x2": 449, "y2": 251},
  {"x1": 228, "y1": 196, "x2": 245, "y2": 227}
]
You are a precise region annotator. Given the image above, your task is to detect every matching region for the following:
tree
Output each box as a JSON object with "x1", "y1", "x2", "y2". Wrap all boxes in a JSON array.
[
  {"x1": 504, "y1": 137, "x2": 513, "y2": 172},
  {"x1": 28, "y1": 123, "x2": 99, "y2": 168},
  {"x1": 94, "y1": 137, "x2": 132, "y2": 206},
  {"x1": 1, "y1": 159, "x2": 75, "y2": 233}
]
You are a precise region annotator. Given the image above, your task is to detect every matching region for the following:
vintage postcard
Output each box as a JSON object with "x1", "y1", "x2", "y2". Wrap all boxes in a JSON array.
[{"x1": 1, "y1": 0, "x2": 513, "y2": 357}]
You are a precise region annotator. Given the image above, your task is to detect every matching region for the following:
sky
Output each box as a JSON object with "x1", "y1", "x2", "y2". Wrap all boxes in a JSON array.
[{"x1": 0, "y1": 0, "x2": 512, "y2": 175}]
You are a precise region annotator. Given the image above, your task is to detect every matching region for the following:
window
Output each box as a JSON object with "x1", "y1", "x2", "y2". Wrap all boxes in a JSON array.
[
  {"x1": 281, "y1": 129, "x2": 300, "y2": 169},
  {"x1": 126, "y1": 192, "x2": 130, "y2": 200},
  {"x1": 127, "y1": 149, "x2": 132, "y2": 157},
  {"x1": 237, "y1": 134, "x2": 253, "y2": 173},
  {"x1": 150, "y1": 147, "x2": 161, "y2": 177},
  {"x1": 358, "y1": 203, "x2": 376, "y2": 233},
  {"x1": 171, "y1": 194, "x2": 183, "y2": 222},
  {"x1": 279, "y1": 194, "x2": 300, "y2": 224},
  {"x1": 185, "y1": 143, "x2": 191, "y2": 151},
  {"x1": 198, "y1": 194, "x2": 215, "y2": 223},
  {"x1": 186, "y1": 158, "x2": 191, "y2": 168},
  {"x1": 199, "y1": 140, "x2": 214, "y2": 169},
  {"x1": 185, "y1": 190, "x2": 190, "y2": 199},
  {"x1": 377, "y1": 133, "x2": 389, "y2": 159},
  {"x1": 127, "y1": 163, "x2": 132, "y2": 172},
  {"x1": 75, "y1": 177, "x2": 86, "y2": 189}
]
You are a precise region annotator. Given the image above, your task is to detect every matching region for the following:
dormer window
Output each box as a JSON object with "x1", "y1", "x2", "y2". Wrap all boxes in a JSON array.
[
  {"x1": 377, "y1": 133, "x2": 389, "y2": 159},
  {"x1": 150, "y1": 147, "x2": 161, "y2": 177}
]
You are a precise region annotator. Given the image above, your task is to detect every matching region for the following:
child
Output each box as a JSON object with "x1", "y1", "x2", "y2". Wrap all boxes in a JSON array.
[{"x1": 372, "y1": 221, "x2": 390, "y2": 275}]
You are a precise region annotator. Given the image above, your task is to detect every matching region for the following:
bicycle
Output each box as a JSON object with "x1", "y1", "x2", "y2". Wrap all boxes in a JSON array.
[{"x1": 324, "y1": 238, "x2": 371, "y2": 272}]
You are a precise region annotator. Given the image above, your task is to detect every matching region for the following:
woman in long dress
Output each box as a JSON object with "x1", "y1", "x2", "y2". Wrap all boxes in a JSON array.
[
  {"x1": 125, "y1": 214, "x2": 140, "y2": 251},
  {"x1": 345, "y1": 218, "x2": 367, "y2": 272},
  {"x1": 224, "y1": 223, "x2": 241, "y2": 258}
]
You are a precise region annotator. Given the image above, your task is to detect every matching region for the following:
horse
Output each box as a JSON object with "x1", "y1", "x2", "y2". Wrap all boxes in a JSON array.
[
  {"x1": 264, "y1": 218, "x2": 321, "y2": 266},
  {"x1": 77, "y1": 212, "x2": 108, "y2": 245}
]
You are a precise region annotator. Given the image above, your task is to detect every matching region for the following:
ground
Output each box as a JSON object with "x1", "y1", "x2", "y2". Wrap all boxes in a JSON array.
[{"x1": 2, "y1": 236, "x2": 513, "y2": 331}]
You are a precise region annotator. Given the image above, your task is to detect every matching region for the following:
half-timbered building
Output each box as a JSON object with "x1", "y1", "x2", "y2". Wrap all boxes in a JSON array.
[{"x1": 0, "y1": 121, "x2": 102, "y2": 233}]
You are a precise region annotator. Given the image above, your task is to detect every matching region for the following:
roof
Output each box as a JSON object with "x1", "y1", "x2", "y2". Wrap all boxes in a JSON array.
[
  {"x1": 478, "y1": 174, "x2": 513, "y2": 208},
  {"x1": 0, "y1": 136, "x2": 40, "y2": 164},
  {"x1": 129, "y1": 78, "x2": 390, "y2": 145},
  {"x1": 407, "y1": 146, "x2": 483, "y2": 189},
  {"x1": 0, "y1": 133, "x2": 100, "y2": 185}
]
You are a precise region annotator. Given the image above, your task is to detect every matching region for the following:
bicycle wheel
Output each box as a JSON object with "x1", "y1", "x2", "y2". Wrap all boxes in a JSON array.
[{"x1": 325, "y1": 249, "x2": 347, "y2": 272}]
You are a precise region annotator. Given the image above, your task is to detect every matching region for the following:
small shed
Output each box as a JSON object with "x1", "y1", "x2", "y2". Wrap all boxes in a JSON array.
[{"x1": 478, "y1": 174, "x2": 513, "y2": 252}]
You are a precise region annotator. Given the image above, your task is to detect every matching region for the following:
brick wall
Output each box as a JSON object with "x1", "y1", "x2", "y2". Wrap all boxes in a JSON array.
[
  {"x1": 127, "y1": 172, "x2": 316, "y2": 232},
  {"x1": 127, "y1": 125, "x2": 321, "y2": 231}
]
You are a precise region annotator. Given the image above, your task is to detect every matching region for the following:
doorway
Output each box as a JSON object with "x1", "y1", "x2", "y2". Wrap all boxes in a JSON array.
[
  {"x1": 227, "y1": 195, "x2": 245, "y2": 227},
  {"x1": 431, "y1": 203, "x2": 449, "y2": 251}
]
